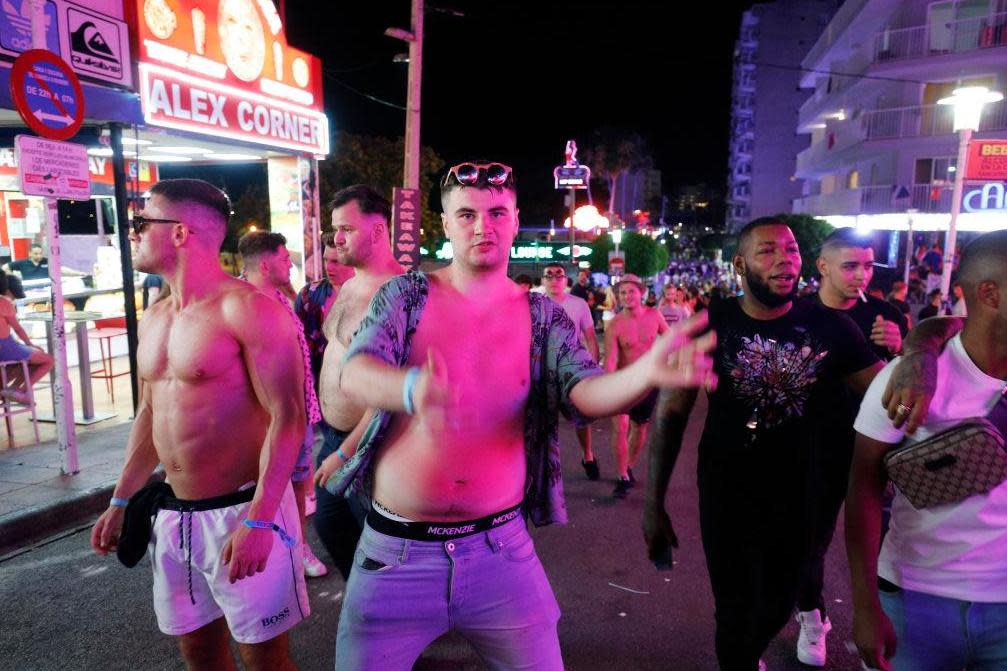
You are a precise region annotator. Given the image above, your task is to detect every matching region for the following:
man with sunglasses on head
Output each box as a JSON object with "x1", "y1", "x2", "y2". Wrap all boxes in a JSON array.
[
  {"x1": 91, "y1": 179, "x2": 309, "y2": 670},
  {"x1": 541, "y1": 261, "x2": 601, "y2": 479},
  {"x1": 326, "y1": 161, "x2": 717, "y2": 670},
  {"x1": 312, "y1": 184, "x2": 404, "y2": 582}
]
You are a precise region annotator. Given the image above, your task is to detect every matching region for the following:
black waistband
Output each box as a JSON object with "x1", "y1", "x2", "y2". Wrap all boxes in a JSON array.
[
  {"x1": 367, "y1": 502, "x2": 524, "y2": 541},
  {"x1": 160, "y1": 486, "x2": 256, "y2": 512}
]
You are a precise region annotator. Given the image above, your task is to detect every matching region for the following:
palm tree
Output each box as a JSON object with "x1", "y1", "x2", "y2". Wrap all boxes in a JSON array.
[{"x1": 582, "y1": 127, "x2": 653, "y2": 216}]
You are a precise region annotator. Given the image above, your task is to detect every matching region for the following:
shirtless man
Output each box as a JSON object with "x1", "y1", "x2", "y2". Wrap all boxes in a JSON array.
[
  {"x1": 90, "y1": 179, "x2": 308, "y2": 671},
  {"x1": 238, "y1": 230, "x2": 327, "y2": 579},
  {"x1": 327, "y1": 161, "x2": 716, "y2": 670},
  {"x1": 540, "y1": 262, "x2": 602, "y2": 479},
  {"x1": 605, "y1": 273, "x2": 668, "y2": 498},
  {"x1": 313, "y1": 185, "x2": 403, "y2": 580}
]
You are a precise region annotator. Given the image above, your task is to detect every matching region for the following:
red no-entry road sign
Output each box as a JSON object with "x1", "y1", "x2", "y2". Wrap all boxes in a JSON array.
[{"x1": 9, "y1": 49, "x2": 86, "y2": 141}]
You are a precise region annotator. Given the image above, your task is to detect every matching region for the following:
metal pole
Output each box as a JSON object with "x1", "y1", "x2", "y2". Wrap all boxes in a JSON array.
[
  {"x1": 903, "y1": 209, "x2": 916, "y2": 286},
  {"x1": 940, "y1": 128, "x2": 971, "y2": 301},
  {"x1": 110, "y1": 124, "x2": 140, "y2": 411},
  {"x1": 46, "y1": 199, "x2": 78, "y2": 473},
  {"x1": 569, "y1": 187, "x2": 576, "y2": 272},
  {"x1": 403, "y1": 0, "x2": 423, "y2": 189}
]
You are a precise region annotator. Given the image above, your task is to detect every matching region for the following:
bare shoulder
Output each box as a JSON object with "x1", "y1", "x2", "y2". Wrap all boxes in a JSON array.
[
  {"x1": 0, "y1": 297, "x2": 14, "y2": 316},
  {"x1": 218, "y1": 280, "x2": 293, "y2": 338}
]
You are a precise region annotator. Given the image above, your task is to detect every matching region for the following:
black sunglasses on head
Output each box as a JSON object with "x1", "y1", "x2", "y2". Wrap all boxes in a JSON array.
[
  {"x1": 129, "y1": 214, "x2": 182, "y2": 236},
  {"x1": 442, "y1": 162, "x2": 513, "y2": 188}
]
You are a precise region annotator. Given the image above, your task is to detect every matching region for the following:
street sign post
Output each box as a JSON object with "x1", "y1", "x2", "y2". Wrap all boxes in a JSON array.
[
  {"x1": 14, "y1": 134, "x2": 88, "y2": 474},
  {"x1": 392, "y1": 187, "x2": 421, "y2": 270},
  {"x1": 555, "y1": 140, "x2": 592, "y2": 273},
  {"x1": 10, "y1": 49, "x2": 86, "y2": 141}
]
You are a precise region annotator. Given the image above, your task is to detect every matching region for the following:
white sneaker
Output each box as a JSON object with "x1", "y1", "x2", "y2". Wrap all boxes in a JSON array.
[
  {"x1": 796, "y1": 609, "x2": 832, "y2": 667},
  {"x1": 758, "y1": 660, "x2": 767, "y2": 671},
  {"x1": 302, "y1": 546, "x2": 328, "y2": 578}
]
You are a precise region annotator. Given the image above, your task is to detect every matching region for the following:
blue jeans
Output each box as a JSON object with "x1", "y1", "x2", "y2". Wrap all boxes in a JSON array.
[
  {"x1": 335, "y1": 515, "x2": 563, "y2": 671},
  {"x1": 313, "y1": 423, "x2": 364, "y2": 580},
  {"x1": 881, "y1": 586, "x2": 1007, "y2": 670}
]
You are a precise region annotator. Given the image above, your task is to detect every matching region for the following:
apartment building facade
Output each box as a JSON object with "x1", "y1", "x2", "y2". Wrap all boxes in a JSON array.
[
  {"x1": 726, "y1": 0, "x2": 841, "y2": 231},
  {"x1": 794, "y1": 0, "x2": 1007, "y2": 238}
]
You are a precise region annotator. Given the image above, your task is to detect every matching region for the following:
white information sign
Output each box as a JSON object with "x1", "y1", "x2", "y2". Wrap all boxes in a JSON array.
[{"x1": 15, "y1": 134, "x2": 90, "y2": 200}]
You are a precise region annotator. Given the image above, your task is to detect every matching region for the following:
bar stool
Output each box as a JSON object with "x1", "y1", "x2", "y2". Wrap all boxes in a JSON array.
[
  {"x1": 0, "y1": 360, "x2": 40, "y2": 448},
  {"x1": 89, "y1": 316, "x2": 128, "y2": 404}
]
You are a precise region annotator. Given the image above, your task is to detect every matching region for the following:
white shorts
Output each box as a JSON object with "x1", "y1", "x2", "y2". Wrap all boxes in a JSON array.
[{"x1": 149, "y1": 482, "x2": 310, "y2": 644}]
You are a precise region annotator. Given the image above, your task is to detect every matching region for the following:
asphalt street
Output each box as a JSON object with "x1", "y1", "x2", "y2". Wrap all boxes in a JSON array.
[{"x1": 0, "y1": 393, "x2": 864, "y2": 671}]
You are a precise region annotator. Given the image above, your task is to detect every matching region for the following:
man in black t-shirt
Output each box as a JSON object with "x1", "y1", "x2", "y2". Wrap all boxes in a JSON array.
[
  {"x1": 5, "y1": 244, "x2": 49, "y2": 281},
  {"x1": 644, "y1": 218, "x2": 882, "y2": 671},
  {"x1": 570, "y1": 268, "x2": 591, "y2": 301}
]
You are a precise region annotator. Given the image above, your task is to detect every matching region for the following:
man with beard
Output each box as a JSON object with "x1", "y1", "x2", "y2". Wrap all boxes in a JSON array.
[
  {"x1": 643, "y1": 217, "x2": 883, "y2": 671},
  {"x1": 787, "y1": 227, "x2": 909, "y2": 665},
  {"x1": 313, "y1": 185, "x2": 403, "y2": 580}
]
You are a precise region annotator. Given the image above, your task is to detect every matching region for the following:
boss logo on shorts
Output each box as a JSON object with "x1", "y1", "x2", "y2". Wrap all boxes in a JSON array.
[{"x1": 261, "y1": 607, "x2": 291, "y2": 628}]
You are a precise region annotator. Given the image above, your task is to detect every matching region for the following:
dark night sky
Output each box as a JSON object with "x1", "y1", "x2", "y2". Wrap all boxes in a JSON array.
[{"x1": 278, "y1": 0, "x2": 754, "y2": 213}]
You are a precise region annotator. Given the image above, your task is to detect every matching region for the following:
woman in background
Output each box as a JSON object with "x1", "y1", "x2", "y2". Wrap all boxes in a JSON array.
[{"x1": 0, "y1": 270, "x2": 53, "y2": 403}]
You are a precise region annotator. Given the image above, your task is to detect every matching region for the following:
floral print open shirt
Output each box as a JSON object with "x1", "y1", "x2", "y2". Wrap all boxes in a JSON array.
[{"x1": 327, "y1": 270, "x2": 603, "y2": 527}]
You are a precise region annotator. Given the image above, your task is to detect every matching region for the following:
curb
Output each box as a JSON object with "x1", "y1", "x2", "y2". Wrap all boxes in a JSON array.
[{"x1": 0, "y1": 483, "x2": 114, "y2": 557}]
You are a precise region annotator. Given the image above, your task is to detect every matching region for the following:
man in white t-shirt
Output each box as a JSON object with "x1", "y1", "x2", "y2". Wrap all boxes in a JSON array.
[
  {"x1": 541, "y1": 263, "x2": 602, "y2": 478},
  {"x1": 847, "y1": 229, "x2": 1007, "y2": 671}
]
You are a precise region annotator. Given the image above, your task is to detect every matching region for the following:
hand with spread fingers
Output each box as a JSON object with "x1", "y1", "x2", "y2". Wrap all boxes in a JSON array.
[
  {"x1": 645, "y1": 311, "x2": 718, "y2": 392},
  {"x1": 881, "y1": 349, "x2": 938, "y2": 434}
]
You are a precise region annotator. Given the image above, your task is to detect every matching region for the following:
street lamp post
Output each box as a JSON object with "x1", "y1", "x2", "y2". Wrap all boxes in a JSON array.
[
  {"x1": 936, "y1": 85, "x2": 1003, "y2": 301},
  {"x1": 386, "y1": 0, "x2": 424, "y2": 189},
  {"x1": 610, "y1": 227, "x2": 623, "y2": 260}
]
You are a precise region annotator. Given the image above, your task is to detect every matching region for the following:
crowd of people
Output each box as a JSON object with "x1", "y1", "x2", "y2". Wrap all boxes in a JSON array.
[{"x1": 85, "y1": 165, "x2": 1007, "y2": 671}]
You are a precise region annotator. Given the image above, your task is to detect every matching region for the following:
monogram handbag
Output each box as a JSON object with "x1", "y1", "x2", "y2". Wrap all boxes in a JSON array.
[{"x1": 884, "y1": 389, "x2": 1007, "y2": 510}]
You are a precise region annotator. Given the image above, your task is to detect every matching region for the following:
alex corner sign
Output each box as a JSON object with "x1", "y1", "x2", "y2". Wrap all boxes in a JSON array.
[
  {"x1": 966, "y1": 140, "x2": 1007, "y2": 181},
  {"x1": 9, "y1": 50, "x2": 85, "y2": 141},
  {"x1": 15, "y1": 135, "x2": 90, "y2": 200},
  {"x1": 134, "y1": 0, "x2": 329, "y2": 155},
  {"x1": 392, "y1": 188, "x2": 420, "y2": 270}
]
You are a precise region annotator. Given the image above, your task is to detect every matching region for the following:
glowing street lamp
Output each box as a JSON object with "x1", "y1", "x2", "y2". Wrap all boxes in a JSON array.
[
  {"x1": 610, "y1": 227, "x2": 623, "y2": 258},
  {"x1": 936, "y1": 85, "x2": 1003, "y2": 300}
]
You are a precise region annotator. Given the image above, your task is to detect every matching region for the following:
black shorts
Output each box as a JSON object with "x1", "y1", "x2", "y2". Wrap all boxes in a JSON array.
[{"x1": 628, "y1": 389, "x2": 659, "y2": 425}]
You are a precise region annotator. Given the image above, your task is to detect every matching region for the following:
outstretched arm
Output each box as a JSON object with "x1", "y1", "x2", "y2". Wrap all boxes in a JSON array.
[
  {"x1": 881, "y1": 316, "x2": 963, "y2": 433},
  {"x1": 570, "y1": 312, "x2": 716, "y2": 418}
]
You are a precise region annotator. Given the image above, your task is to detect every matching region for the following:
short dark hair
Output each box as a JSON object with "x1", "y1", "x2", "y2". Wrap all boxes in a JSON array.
[
  {"x1": 514, "y1": 274, "x2": 533, "y2": 286},
  {"x1": 238, "y1": 231, "x2": 287, "y2": 261},
  {"x1": 543, "y1": 262, "x2": 565, "y2": 273},
  {"x1": 958, "y1": 229, "x2": 1007, "y2": 300},
  {"x1": 329, "y1": 185, "x2": 391, "y2": 222},
  {"x1": 29, "y1": 244, "x2": 43, "y2": 252},
  {"x1": 736, "y1": 216, "x2": 790, "y2": 255},
  {"x1": 439, "y1": 159, "x2": 517, "y2": 206},
  {"x1": 820, "y1": 227, "x2": 872, "y2": 255},
  {"x1": 321, "y1": 231, "x2": 336, "y2": 248},
  {"x1": 149, "y1": 179, "x2": 232, "y2": 224}
]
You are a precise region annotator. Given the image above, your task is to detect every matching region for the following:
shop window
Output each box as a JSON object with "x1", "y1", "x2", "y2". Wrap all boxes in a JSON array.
[{"x1": 847, "y1": 170, "x2": 860, "y2": 189}]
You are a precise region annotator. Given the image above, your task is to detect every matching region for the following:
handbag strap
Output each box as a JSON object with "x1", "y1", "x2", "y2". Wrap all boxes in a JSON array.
[{"x1": 988, "y1": 386, "x2": 1007, "y2": 434}]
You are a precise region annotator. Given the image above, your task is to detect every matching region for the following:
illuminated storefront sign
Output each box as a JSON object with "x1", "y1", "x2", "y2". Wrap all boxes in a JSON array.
[
  {"x1": 133, "y1": 0, "x2": 328, "y2": 154},
  {"x1": 433, "y1": 240, "x2": 592, "y2": 262},
  {"x1": 963, "y1": 181, "x2": 1007, "y2": 213}
]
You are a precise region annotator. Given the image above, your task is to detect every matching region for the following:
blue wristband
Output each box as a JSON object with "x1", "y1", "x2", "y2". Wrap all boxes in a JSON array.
[
  {"x1": 110, "y1": 496, "x2": 129, "y2": 507},
  {"x1": 335, "y1": 446, "x2": 348, "y2": 461},
  {"x1": 242, "y1": 519, "x2": 298, "y2": 548},
  {"x1": 402, "y1": 366, "x2": 421, "y2": 415}
]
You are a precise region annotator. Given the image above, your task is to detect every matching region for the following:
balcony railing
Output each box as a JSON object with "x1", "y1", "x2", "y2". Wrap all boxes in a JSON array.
[
  {"x1": 863, "y1": 99, "x2": 1007, "y2": 140},
  {"x1": 873, "y1": 11, "x2": 1007, "y2": 63},
  {"x1": 794, "y1": 184, "x2": 955, "y2": 216}
]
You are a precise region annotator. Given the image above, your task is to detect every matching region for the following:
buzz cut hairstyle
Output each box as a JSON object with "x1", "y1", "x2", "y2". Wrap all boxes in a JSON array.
[
  {"x1": 820, "y1": 227, "x2": 873, "y2": 256},
  {"x1": 328, "y1": 185, "x2": 391, "y2": 223},
  {"x1": 958, "y1": 229, "x2": 1007, "y2": 291},
  {"x1": 439, "y1": 159, "x2": 518, "y2": 207},
  {"x1": 238, "y1": 230, "x2": 287, "y2": 262},
  {"x1": 736, "y1": 216, "x2": 790, "y2": 255},
  {"x1": 149, "y1": 179, "x2": 232, "y2": 225}
]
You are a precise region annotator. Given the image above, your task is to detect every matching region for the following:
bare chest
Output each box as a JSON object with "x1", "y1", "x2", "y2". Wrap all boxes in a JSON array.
[
  {"x1": 411, "y1": 296, "x2": 532, "y2": 414},
  {"x1": 138, "y1": 310, "x2": 239, "y2": 384},
  {"x1": 617, "y1": 314, "x2": 661, "y2": 354}
]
